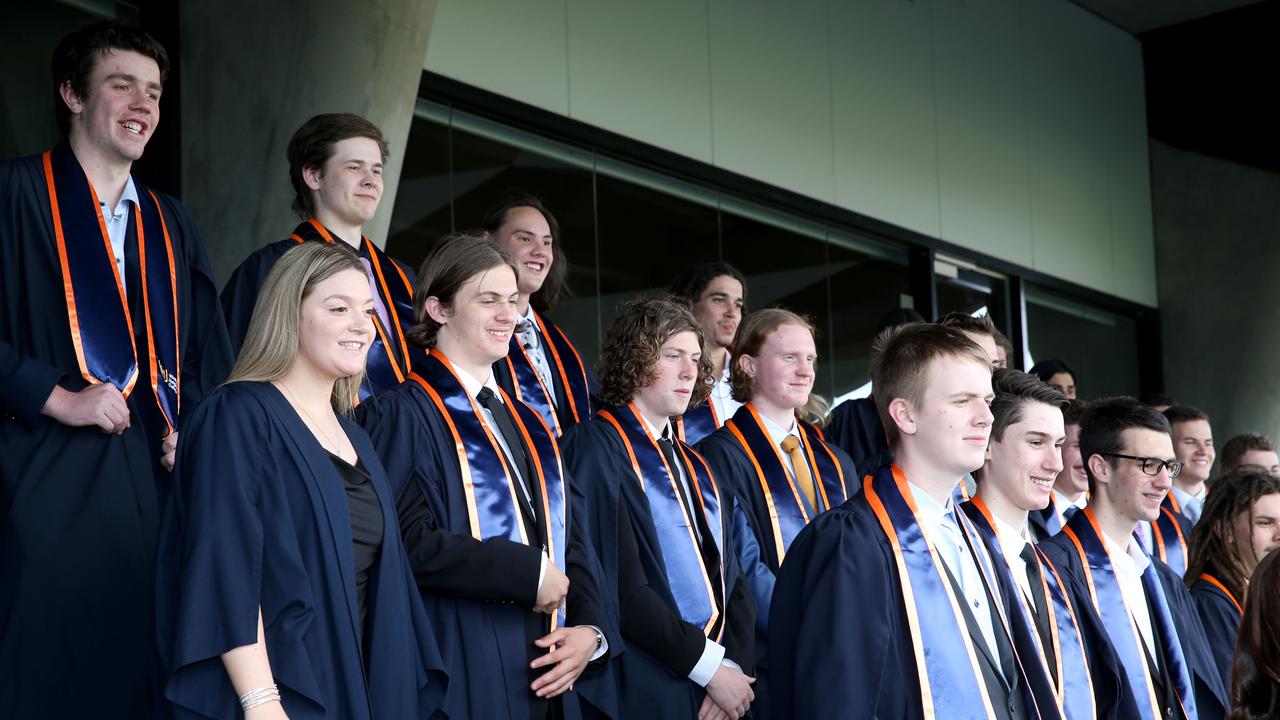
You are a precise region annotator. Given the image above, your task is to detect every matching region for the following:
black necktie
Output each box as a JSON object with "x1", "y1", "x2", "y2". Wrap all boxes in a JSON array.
[
  {"x1": 476, "y1": 387, "x2": 535, "y2": 514},
  {"x1": 1021, "y1": 543, "x2": 1059, "y2": 684},
  {"x1": 658, "y1": 432, "x2": 702, "y2": 543}
]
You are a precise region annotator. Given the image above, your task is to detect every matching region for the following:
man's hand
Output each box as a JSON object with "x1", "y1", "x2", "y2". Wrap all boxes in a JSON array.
[
  {"x1": 160, "y1": 431, "x2": 179, "y2": 471},
  {"x1": 529, "y1": 626, "x2": 597, "y2": 698},
  {"x1": 41, "y1": 384, "x2": 129, "y2": 434},
  {"x1": 698, "y1": 694, "x2": 731, "y2": 720},
  {"x1": 703, "y1": 663, "x2": 754, "y2": 720},
  {"x1": 533, "y1": 560, "x2": 569, "y2": 615}
]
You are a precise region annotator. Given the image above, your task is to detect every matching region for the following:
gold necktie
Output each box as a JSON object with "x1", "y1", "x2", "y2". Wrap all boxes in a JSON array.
[{"x1": 780, "y1": 435, "x2": 819, "y2": 514}]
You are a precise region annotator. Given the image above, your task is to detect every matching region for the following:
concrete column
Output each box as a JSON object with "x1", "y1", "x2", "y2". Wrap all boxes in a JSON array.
[
  {"x1": 179, "y1": 0, "x2": 436, "y2": 283},
  {"x1": 1151, "y1": 139, "x2": 1280, "y2": 441}
]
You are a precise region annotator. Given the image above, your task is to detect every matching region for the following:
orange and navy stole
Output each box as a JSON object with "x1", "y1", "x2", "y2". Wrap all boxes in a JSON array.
[
  {"x1": 863, "y1": 465, "x2": 1059, "y2": 720},
  {"x1": 673, "y1": 401, "x2": 720, "y2": 446},
  {"x1": 1147, "y1": 495, "x2": 1189, "y2": 576},
  {"x1": 1195, "y1": 573, "x2": 1242, "y2": 618},
  {"x1": 1031, "y1": 495, "x2": 1064, "y2": 537},
  {"x1": 42, "y1": 144, "x2": 181, "y2": 434},
  {"x1": 410, "y1": 349, "x2": 568, "y2": 627},
  {"x1": 502, "y1": 310, "x2": 592, "y2": 436},
  {"x1": 597, "y1": 403, "x2": 727, "y2": 639},
  {"x1": 723, "y1": 403, "x2": 848, "y2": 565},
  {"x1": 290, "y1": 218, "x2": 417, "y2": 399},
  {"x1": 1062, "y1": 509, "x2": 1196, "y2": 719},
  {"x1": 964, "y1": 498, "x2": 1098, "y2": 720}
]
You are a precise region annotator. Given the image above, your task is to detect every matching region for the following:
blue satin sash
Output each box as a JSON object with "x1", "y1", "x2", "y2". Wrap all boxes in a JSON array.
[
  {"x1": 42, "y1": 144, "x2": 181, "y2": 432},
  {"x1": 598, "y1": 404, "x2": 726, "y2": 639},
  {"x1": 290, "y1": 219, "x2": 417, "y2": 400},
  {"x1": 1034, "y1": 496, "x2": 1064, "y2": 537},
  {"x1": 964, "y1": 499, "x2": 1098, "y2": 720},
  {"x1": 410, "y1": 350, "x2": 568, "y2": 627},
  {"x1": 502, "y1": 311, "x2": 592, "y2": 436},
  {"x1": 1150, "y1": 497, "x2": 1189, "y2": 576},
  {"x1": 1063, "y1": 509, "x2": 1195, "y2": 720},
  {"x1": 863, "y1": 465, "x2": 1003, "y2": 719},
  {"x1": 722, "y1": 404, "x2": 848, "y2": 563},
  {"x1": 674, "y1": 400, "x2": 720, "y2": 445}
]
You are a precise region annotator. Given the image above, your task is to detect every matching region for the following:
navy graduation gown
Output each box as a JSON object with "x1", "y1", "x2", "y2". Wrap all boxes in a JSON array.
[
  {"x1": 1188, "y1": 576, "x2": 1242, "y2": 694},
  {"x1": 560, "y1": 413, "x2": 756, "y2": 719},
  {"x1": 822, "y1": 395, "x2": 891, "y2": 477},
  {"x1": 492, "y1": 309, "x2": 599, "y2": 436},
  {"x1": 1, "y1": 149, "x2": 232, "y2": 718},
  {"x1": 1040, "y1": 516, "x2": 1228, "y2": 720},
  {"x1": 155, "y1": 381, "x2": 446, "y2": 719},
  {"x1": 358, "y1": 377, "x2": 617, "y2": 720}
]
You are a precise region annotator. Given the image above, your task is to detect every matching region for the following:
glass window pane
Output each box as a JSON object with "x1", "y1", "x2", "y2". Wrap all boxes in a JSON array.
[
  {"x1": 936, "y1": 267, "x2": 1010, "y2": 335},
  {"x1": 828, "y1": 244, "x2": 912, "y2": 401},
  {"x1": 385, "y1": 115, "x2": 452, "y2": 272},
  {"x1": 1025, "y1": 284, "x2": 1140, "y2": 399}
]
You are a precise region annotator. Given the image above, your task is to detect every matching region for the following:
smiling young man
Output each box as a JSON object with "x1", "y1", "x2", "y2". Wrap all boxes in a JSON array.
[
  {"x1": 1040, "y1": 399, "x2": 1091, "y2": 537},
  {"x1": 1163, "y1": 405, "x2": 1215, "y2": 525},
  {"x1": 963, "y1": 370, "x2": 1122, "y2": 720},
  {"x1": 221, "y1": 113, "x2": 420, "y2": 400},
  {"x1": 668, "y1": 261, "x2": 747, "y2": 444},
  {"x1": 769, "y1": 324, "x2": 1060, "y2": 720},
  {"x1": 484, "y1": 194, "x2": 597, "y2": 436},
  {"x1": 1040, "y1": 398, "x2": 1228, "y2": 720},
  {"x1": 0, "y1": 22, "x2": 232, "y2": 718},
  {"x1": 561, "y1": 297, "x2": 757, "y2": 720}
]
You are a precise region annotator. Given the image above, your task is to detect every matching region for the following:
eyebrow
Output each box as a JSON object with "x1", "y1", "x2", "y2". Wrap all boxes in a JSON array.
[
  {"x1": 105, "y1": 73, "x2": 162, "y2": 93},
  {"x1": 323, "y1": 294, "x2": 374, "y2": 305}
]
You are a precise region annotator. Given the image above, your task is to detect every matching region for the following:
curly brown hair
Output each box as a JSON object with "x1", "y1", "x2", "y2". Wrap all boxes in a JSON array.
[{"x1": 597, "y1": 296, "x2": 713, "y2": 410}]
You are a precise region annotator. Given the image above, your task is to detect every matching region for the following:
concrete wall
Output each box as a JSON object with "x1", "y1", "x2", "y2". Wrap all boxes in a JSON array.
[
  {"x1": 179, "y1": 0, "x2": 436, "y2": 283},
  {"x1": 423, "y1": 0, "x2": 1157, "y2": 306},
  {"x1": 1151, "y1": 139, "x2": 1280, "y2": 441}
]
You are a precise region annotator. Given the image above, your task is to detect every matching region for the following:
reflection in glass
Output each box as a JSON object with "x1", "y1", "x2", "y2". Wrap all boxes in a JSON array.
[{"x1": 1025, "y1": 285, "x2": 1140, "y2": 399}]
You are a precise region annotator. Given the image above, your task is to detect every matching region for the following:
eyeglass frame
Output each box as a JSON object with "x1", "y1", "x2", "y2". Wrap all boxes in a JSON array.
[{"x1": 1098, "y1": 452, "x2": 1184, "y2": 479}]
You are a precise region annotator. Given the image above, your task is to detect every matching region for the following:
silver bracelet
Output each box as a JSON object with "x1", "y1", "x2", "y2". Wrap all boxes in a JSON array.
[{"x1": 238, "y1": 683, "x2": 281, "y2": 711}]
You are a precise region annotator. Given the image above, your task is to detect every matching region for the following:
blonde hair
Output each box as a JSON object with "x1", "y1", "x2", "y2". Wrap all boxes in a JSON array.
[{"x1": 229, "y1": 242, "x2": 368, "y2": 413}]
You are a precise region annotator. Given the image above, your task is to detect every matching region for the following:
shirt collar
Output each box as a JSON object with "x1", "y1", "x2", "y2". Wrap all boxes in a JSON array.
[
  {"x1": 638, "y1": 410, "x2": 673, "y2": 442},
  {"x1": 907, "y1": 480, "x2": 954, "y2": 530},
  {"x1": 1053, "y1": 488, "x2": 1088, "y2": 509},
  {"x1": 453, "y1": 362, "x2": 501, "y2": 403},
  {"x1": 519, "y1": 305, "x2": 538, "y2": 326},
  {"x1": 759, "y1": 409, "x2": 799, "y2": 447},
  {"x1": 1102, "y1": 528, "x2": 1151, "y2": 576},
  {"x1": 1170, "y1": 485, "x2": 1204, "y2": 509},
  {"x1": 101, "y1": 174, "x2": 139, "y2": 216},
  {"x1": 992, "y1": 513, "x2": 1031, "y2": 561}
]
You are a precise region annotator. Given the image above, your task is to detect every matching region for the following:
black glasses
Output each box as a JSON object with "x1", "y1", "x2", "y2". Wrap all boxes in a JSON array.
[{"x1": 1100, "y1": 453, "x2": 1183, "y2": 479}]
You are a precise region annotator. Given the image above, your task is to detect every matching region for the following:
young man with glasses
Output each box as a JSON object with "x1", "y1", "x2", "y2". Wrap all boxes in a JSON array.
[{"x1": 1040, "y1": 397, "x2": 1227, "y2": 720}]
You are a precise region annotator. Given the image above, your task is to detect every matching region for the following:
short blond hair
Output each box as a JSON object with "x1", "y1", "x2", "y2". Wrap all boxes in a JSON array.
[
  {"x1": 871, "y1": 323, "x2": 991, "y2": 448},
  {"x1": 229, "y1": 242, "x2": 368, "y2": 413}
]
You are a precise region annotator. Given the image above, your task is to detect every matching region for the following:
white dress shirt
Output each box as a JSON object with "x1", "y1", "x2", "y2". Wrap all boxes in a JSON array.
[
  {"x1": 1052, "y1": 489, "x2": 1088, "y2": 530},
  {"x1": 1170, "y1": 485, "x2": 1207, "y2": 525},
  {"x1": 100, "y1": 175, "x2": 139, "y2": 294},
  {"x1": 1102, "y1": 531, "x2": 1158, "y2": 666},
  {"x1": 907, "y1": 482, "x2": 1001, "y2": 660},
  {"x1": 636, "y1": 413, "x2": 735, "y2": 685},
  {"x1": 708, "y1": 361, "x2": 742, "y2": 424},
  {"x1": 992, "y1": 515, "x2": 1034, "y2": 604},
  {"x1": 516, "y1": 307, "x2": 557, "y2": 405},
  {"x1": 760, "y1": 411, "x2": 821, "y2": 513}
]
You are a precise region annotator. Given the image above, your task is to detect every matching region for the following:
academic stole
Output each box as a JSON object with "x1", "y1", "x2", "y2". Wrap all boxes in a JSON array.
[
  {"x1": 1195, "y1": 574, "x2": 1242, "y2": 617},
  {"x1": 290, "y1": 218, "x2": 416, "y2": 400},
  {"x1": 42, "y1": 144, "x2": 180, "y2": 433},
  {"x1": 410, "y1": 349, "x2": 568, "y2": 627},
  {"x1": 1149, "y1": 495, "x2": 1190, "y2": 576},
  {"x1": 673, "y1": 351, "x2": 728, "y2": 445},
  {"x1": 502, "y1": 310, "x2": 592, "y2": 435},
  {"x1": 1061, "y1": 509, "x2": 1196, "y2": 720},
  {"x1": 722, "y1": 403, "x2": 848, "y2": 564},
  {"x1": 1033, "y1": 495, "x2": 1064, "y2": 537},
  {"x1": 597, "y1": 404, "x2": 727, "y2": 639},
  {"x1": 863, "y1": 465, "x2": 1059, "y2": 720},
  {"x1": 964, "y1": 498, "x2": 1098, "y2": 720}
]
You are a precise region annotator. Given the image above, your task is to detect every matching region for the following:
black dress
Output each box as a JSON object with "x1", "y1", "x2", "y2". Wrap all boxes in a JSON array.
[{"x1": 329, "y1": 452, "x2": 384, "y2": 634}]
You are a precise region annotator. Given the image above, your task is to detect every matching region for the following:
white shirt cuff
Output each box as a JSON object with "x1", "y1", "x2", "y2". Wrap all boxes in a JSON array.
[
  {"x1": 536, "y1": 553, "x2": 547, "y2": 600},
  {"x1": 582, "y1": 625, "x2": 609, "y2": 661},
  {"x1": 688, "y1": 638, "x2": 726, "y2": 687}
]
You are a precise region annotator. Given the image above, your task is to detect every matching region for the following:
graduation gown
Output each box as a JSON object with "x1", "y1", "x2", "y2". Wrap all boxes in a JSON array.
[
  {"x1": 768, "y1": 465, "x2": 1063, "y2": 720},
  {"x1": 493, "y1": 308, "x2": 598, "y2": 436},
  {"x1": 358, "y1": 360, "x2": 617, "y2": 720},
  {"x1": 823, "y1": 395, "x2": 892, "y2": 478},
  {"x1": 0, "y1": 147, "x2": 232, "y2": 718},
  {"x1": 155, "y1": 381, "x2": 446, "y2": 718},
  {"x1": 1039, "y1": 512, "x2": 1228, "y2": 720},
  {"x1": 219, "y1": 219, "x2": 421, "y2": 399},
  {"x1": 561, "y1": 408, "x2": 756, "y2": 719},
  {"x1": 1145, "y1": 497, "x2": 1194, "y2": 577},
  {"x1": 1188, "y1": 575, "x2": 1242, "y2": 694}
]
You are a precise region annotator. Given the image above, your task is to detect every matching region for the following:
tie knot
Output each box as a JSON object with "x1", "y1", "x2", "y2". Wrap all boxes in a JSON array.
[
  {"x1": 1020, "y1": 542, "x2": 1037, "y2": 564},
  {"x1": 477, "y1": 387, "x2": 497, "y2": 404},
  {"x1": 781, "y1": 435, "x2": 800, "y2": 454},
  {"x1": 516, "y1": 319, "x2": 533, "y2": 333}
]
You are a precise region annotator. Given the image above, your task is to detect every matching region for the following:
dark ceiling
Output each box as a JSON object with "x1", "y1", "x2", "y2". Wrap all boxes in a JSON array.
[{"x1": 1070, "y1": 0, "x2": 1267, "y2": 33}]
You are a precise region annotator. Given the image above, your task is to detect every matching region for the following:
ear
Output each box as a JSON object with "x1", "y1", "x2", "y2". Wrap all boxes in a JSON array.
[
  {"x1": 59, "y1": 80, "x2": 84, "y2": 116},
  {"x1": 737, "y1": 354, "x2": 756, "y2": 382},
  {"x1": 424, "y1": 296, "x2": 450, "y2": 325},
  {"x1": 984, "y1": 438, "x2": 996, "y2": 463},
  {"x1": 888, "y1": 397, "x2": 917, "y2": 438},
  {"x1": 302, "y1": 164, "x2": 324, "y2": 192},
  {"x1": 1086, "y1": 453, "x2": 1110, "y2": 487}
]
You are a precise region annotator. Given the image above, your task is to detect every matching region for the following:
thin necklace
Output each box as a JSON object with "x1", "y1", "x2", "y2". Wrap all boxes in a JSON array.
[{"x1": 277, "y1": 381, "x2": 345, "y2": 458}]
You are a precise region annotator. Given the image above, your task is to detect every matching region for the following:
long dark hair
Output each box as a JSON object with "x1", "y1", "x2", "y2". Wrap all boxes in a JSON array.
[
  {"x1": 1186, "y1": 469, "x2": 1280, "y2": 602},
  {"x1": 1230, "y1": 550, "x2": 1280, "y2": 720},
  {"x1": 481, "y1": 194, "x2": 568, "y2": 311}
]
